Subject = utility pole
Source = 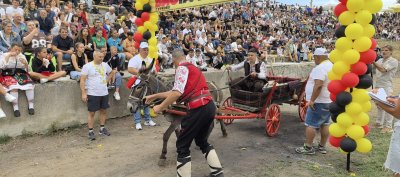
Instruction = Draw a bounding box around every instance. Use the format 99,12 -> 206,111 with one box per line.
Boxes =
310,0 -> 313,7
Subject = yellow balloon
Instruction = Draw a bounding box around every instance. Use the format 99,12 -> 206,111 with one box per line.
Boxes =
346,102 -> 363,115
343,49 -> 360,65
347,125 -> 365,140
354,112 -> 370,126
329,49 -> 343,63
353,37 -> 372,52
135,2 -> 143,10
329,123 -> 347,137
150,13 -> 159,23
150,107 -> 156,117
148,37 -> 157,46
328,71 -> 342,80
364,0 -> 383,13
363,24 -> 376,38
335,37 -> 353,52
140,0 -> 149,4
347,0 -> 365,12
351,89 -> 371,103
345,23 -> 364,40
362,101 -> 372,112
149,52 -> 158,59
355,10 -> 373,25
337,113 -> 354,128
144,21 -> 152,30
333,61 -> 351,76
356,138 -> 372,153
339,11 -> 356,26
137,26 -> 146,34
150,2 -> 156,8
149,46 -> 158,53
149,24 -> 159,32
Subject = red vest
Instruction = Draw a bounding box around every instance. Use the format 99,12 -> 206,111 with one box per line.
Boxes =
177,62 -> 212,110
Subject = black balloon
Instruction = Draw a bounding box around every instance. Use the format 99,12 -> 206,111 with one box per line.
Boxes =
370,14 -> 376,25
143,3 -> 152,12
366,64 -> 373,74
140,39 -> 148,43
143,31 -> 152,40
336,91 -> 352,107
356,74 -> 373,89
331,114 -> 338,123
136,10 -> 143,18
329,102 -> 345,115
335,26 -> 347,38
340,137 -> 357,152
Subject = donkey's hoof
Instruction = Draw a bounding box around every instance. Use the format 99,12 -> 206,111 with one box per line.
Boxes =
158,159 -> 167,167
222,132 -> 228,137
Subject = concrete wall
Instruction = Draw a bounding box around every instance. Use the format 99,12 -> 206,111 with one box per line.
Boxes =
0,62 -> 314,137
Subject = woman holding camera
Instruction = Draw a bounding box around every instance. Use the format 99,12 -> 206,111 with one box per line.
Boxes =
0,43 -> 35,117
22,21 -> 48,61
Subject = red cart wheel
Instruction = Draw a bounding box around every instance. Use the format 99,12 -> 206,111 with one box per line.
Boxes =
298,92 -> 308,122
222,97 -> 235,125
265,104 -> 281,137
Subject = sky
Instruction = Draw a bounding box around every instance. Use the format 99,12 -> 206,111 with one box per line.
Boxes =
276,0 -> 397,10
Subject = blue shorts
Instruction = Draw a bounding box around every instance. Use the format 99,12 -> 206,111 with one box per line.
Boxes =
305,103 -> 331,128
54,53 -> 72,61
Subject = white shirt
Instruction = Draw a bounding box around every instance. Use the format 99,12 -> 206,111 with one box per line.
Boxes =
0,8 -> 5,19
182,28 -> 191,36
65,12 -> 73,23
5,6 -> 23,17
128,54 -> 156,73
196,37 -> 207,46
186,54 -> 198,66
231,42 -> 238,52
172,63 -> 189,94
158,43 -> 168,54
105,12 -> 117,24
305,60 -> 333,103
231,60 -> 267,79
81,62 -> 112,96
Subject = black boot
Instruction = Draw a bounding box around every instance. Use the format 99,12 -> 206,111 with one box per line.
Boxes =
204,146 -> 223,177
177,156 -> 191,177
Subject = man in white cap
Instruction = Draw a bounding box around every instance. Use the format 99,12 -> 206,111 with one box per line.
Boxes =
128,42 -> 157,130
295,48 -> 333,155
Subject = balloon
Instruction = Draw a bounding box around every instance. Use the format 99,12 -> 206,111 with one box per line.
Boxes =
347,125 -> 365,140
345,23 -> 364,40
150,13 -> 159,23
339,11 -> 356,25
335,37 -> 353,52
141,12 -> 150,21
328,80 -> 347,95
150,107 -> 156,117
133,32 -> 143,42
351,89 -> 371,103
340,148 -> 349,154
336,91 -> 352,107
329,123 -> 347,137
143,30 -> 152,40
337,113 -> 353,127
136,10 -> 143,18
339,0 -> 348,4
362,125 -> 370,135
346,0 -> 365,12
144,21 -> 152,30
346,102 -> 363,115
135,18 -> 144,26
370,38 -> 377,49
354,112 -> 370,126
143,3 -> 152,12
364,0 -> 383,13
329,102 -> 346,115
342,49 -> 360,65
335,25 -> 347,38
328,71 -> 342,80
139,0 -> 149,4
137,26 -> 146,34
135,1 -> 143,10
329,49 -> 343,63
362,101 -> 372,112
354,37 -> 372,52
363,24 -> 376,38
334,3 -> 348,17
332,114 -> 339,123
359,49 -> 377,64
148,37 -> 157,46
149,45 -> 157,53
149,24 -> 159,32
330,93 -> 337,102
341,72 -> 359,88
149,52 -> 158,59
355,10 -> 372,25
366,64 -> 373,74
356,74 -> 373,89
356,138 -> 372,153
351,62 -> 367,75
332,61 -> 350,76
329,136 -> 344,148
134,42 -> 140,49
340,137 -> 357,153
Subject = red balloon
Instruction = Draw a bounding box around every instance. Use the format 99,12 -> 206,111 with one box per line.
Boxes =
141,12 -> 150,21
370,38 -> 377,50
351,62 -> 368,75
359,49 -> 377,64
328,80 -> 346,95
133,32 -> 143,42
341,72 -> 360,88
334,3 -> 348,17
339,0 -> 347,4
135,18 -> 144,26
330,93 -> 337,102
329,135 -> 344,148
134,42 -> 140,49
362,125 -> 370,135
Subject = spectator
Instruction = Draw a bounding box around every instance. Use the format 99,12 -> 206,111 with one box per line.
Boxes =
0,43 -> 35,117
29,47 -> 67,83
105,6 -> 117,24
103,46 -> 122,101
89,19 -> 108,39
75,27 -> 94,61
80,50 -> 114,141
6,0 -> 24,18
64,5 -> 74,23
70,42 -> 88,81
295,48 -> 333,155
0,84 -> 17,118
0,21 -> 21,53
52,27 -> 74,71
78,3 -> 89,27
372,45 -> 399,133
22,21 -> 48,61
107,28 -> 127,67
122,31 -> 136,60
92,28 -> 107,51
50,0 -> 60,16
12,13 -> 27,39
44,3 -> 56,22
158,36 -> 172,70
37,10 -> 54,35
23,0 -> 38,20
213,51 -> 224,70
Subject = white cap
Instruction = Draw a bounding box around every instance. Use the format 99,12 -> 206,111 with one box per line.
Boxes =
313,48 -> 328,56
140,42 -> 149,49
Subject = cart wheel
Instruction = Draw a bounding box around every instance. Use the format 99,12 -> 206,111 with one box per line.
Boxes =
222,97 -> 234,125
265,104 -> 281,137
298,92 -> 308,122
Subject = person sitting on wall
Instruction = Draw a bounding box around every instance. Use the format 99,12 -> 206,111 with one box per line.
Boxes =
29,47 -> 67,83
226,48 -> 267,92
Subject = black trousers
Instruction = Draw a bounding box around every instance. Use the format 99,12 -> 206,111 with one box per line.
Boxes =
230,77 -> 265,92
176,101 -> 216,158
